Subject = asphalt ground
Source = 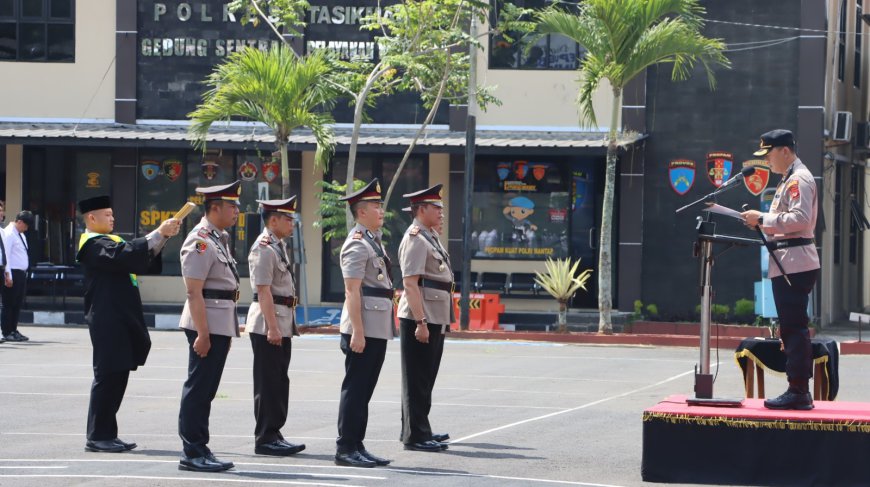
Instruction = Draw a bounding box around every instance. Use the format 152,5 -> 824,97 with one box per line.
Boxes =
1,325 -> 869,487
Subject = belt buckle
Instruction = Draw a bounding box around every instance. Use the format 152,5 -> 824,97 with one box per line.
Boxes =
450,281 -> 455,294
234,290 -> 240,302
292,296 -> 298,308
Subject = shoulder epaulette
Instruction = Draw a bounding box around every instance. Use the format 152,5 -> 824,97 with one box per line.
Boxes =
197,227 -> 210,239
259,234 -> 272,246
352,231 -> 363,240
409,226 -> 420,236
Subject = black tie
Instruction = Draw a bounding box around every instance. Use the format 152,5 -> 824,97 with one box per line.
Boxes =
18,232 -> 27,250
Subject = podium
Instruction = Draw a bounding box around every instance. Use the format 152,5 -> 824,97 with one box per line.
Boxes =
690,217 -> 761,405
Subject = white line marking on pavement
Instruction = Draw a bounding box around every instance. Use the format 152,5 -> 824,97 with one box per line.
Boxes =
381,467 -> 624,486
0,433 -> 394,442
450,367 -> 699,444
0,466 -> 67,469
0,460 -> 621,486
0,475 -> 364,486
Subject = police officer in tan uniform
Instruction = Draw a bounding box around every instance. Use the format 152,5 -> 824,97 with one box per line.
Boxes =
397,184 -> 453,452
334,179 -> 394,468
741,129 -> 819,410
246,196 -> 305,457
178,180 -> 241,472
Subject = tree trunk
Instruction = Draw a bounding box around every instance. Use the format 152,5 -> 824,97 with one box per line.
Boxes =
557,301 -> 568,334
383,67 -> 451,208
279,140 -> 290,199
346,65 -> 388,230
597,87 -> 622,335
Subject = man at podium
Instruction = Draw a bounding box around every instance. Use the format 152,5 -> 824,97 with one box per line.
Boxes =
741,129 -> 819,411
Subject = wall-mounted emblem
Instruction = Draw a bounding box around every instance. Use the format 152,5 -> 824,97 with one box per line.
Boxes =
141,160 -> 160,181
262,161 -> 279,183
86,172 -> 102,189
668,160 -> 695,196
741,160 -> 770,196
706,152 -> 733,188
164,158 -> 183,182
201,161 -> 218,181
239,161 -> 258,181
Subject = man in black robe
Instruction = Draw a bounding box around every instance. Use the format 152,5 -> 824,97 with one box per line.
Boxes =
76,195 -> 180,453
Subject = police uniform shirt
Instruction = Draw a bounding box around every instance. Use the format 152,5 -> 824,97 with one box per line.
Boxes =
339,223 -> 394,340
396,218 -> 455,326
179,216 -> 240,337
246,229 -> 297,338
761,158 -> 820,278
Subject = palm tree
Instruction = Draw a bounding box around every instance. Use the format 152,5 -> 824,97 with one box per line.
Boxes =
189,46 -> 337,197
536,0 -> 729,334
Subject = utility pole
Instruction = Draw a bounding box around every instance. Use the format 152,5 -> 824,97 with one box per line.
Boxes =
460,11 -> 479,331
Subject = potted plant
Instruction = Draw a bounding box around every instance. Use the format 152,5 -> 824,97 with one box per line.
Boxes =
534,258 -> 593,333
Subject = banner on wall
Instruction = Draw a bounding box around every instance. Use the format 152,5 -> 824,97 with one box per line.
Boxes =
472,161 -> 569,260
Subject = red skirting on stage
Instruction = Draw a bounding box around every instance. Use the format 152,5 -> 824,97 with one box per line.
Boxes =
642,395 -> 870,486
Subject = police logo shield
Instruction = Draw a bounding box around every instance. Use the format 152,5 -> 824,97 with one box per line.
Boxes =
668,160 -> 695,196
706,152 -> 733,188
741,160 -> 770,196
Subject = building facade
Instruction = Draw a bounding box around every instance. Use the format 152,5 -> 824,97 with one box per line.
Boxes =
1,0 -> 640,316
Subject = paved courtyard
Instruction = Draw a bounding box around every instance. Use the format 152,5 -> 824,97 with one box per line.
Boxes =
1,325 -> 868,486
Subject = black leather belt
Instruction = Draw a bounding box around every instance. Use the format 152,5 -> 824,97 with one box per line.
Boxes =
767,238 -> 815,250
253,293 -> 297,307
419,278 -> 455,293
362,287 -> 394,299
202,288 -> 240,302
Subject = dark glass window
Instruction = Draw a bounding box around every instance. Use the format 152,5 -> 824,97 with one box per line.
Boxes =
0,0 -> 13,17
489,0 -> 585,70
0,0 -> 74,63
49,0 -> 72,19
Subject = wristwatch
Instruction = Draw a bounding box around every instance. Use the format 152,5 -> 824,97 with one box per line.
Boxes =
415,317 -> 427,326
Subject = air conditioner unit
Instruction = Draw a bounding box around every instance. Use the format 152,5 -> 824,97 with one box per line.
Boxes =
833,111 -> 852,141
856,121 -> 870,148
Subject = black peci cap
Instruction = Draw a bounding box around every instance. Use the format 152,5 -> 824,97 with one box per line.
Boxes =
753,129 -> 795,157
78,195 -> 112,214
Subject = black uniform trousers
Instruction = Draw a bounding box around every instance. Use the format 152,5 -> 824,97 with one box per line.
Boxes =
250,332 -> 292,446
86,369 -> 130,441
179,330 -> 232,458
399,318 -> 446,444
771,269 -> 818,391
1,269 -> 26,335
336,333 -> 387,454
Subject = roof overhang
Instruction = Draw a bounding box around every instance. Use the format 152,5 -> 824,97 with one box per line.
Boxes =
0,122 -> 646,155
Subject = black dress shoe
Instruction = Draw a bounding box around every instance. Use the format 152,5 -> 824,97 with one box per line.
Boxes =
113,438 -> 137,451
764,390 -> 814,410
85,440 -> 126,453
3,333 -> 23,342
334,451 -> 377,467
179,455 -> 229,472
432,433 -> 450,442
403,440 -> 443,452
12,331 -> 28,341
205,452 -> 234,470
278,439 -> 307,453
255,440 -> 306,456
359,447 -> 391,466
